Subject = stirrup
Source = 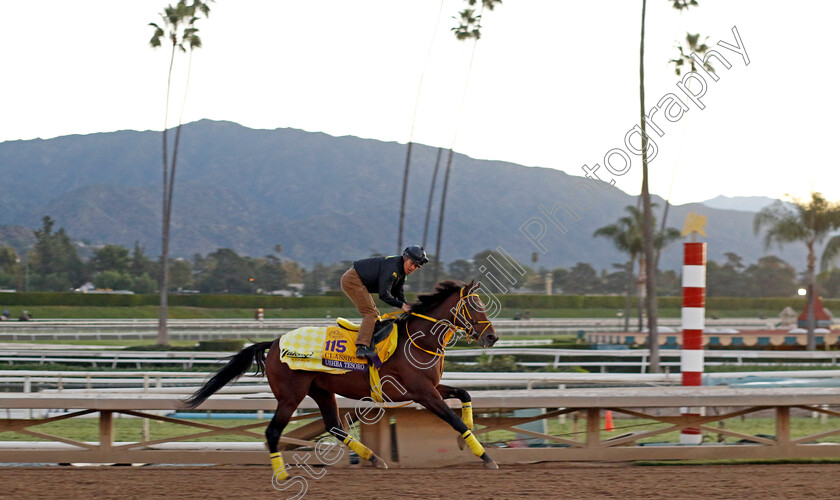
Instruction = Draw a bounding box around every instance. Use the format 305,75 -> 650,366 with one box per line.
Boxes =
355,344 -> 377,359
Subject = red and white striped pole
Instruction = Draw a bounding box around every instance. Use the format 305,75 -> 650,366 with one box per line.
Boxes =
680,241 -> 706,444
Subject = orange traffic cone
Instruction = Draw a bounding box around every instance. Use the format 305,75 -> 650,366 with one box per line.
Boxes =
605,411 -> 614,432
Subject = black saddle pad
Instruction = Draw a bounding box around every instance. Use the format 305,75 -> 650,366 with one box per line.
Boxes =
372,319 -> 397,345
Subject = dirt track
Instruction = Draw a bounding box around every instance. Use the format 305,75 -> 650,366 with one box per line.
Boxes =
1,463 -> 838,499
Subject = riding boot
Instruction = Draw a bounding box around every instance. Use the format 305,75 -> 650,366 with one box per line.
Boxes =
355,344 -> 377,360
355,318 -> 377,360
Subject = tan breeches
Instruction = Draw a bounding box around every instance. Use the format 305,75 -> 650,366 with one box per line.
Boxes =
340,268 -> 379,346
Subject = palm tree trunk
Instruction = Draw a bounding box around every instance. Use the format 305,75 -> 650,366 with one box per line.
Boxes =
433,148 -> 455,285
432,18 -> 482,286
397,142 -> 414,253
807,243 -> 817,350
423,147 -> 444,248
421,147 -> 444,293
157,43 -> 178,346
158,220 -> 170,345
399,1 -> 446,256
654,200 -> 670,270
637,256 -> 645,332
807,280 -> 816,350
638,0 -> 660,372
624,258 -> 635,331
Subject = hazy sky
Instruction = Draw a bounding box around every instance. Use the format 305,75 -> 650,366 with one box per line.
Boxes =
1,1 -> 837,205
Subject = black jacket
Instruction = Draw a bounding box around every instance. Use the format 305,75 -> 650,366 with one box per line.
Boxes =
353,256 -> 406,308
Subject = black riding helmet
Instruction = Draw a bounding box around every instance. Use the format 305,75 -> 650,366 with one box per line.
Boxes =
403,245 -> 429,266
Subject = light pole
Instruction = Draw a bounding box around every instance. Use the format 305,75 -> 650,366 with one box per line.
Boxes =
14,255 -> 29,292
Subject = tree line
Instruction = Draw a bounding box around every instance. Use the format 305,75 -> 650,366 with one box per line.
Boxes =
1,215 -> 838,299
0,216 -> 304,295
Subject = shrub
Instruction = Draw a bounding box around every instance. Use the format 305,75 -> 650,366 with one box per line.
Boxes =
197,339 -> 246,351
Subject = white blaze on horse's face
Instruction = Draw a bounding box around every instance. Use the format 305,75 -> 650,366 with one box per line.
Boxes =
476,308 -> 498,347
474,297 -> 486,312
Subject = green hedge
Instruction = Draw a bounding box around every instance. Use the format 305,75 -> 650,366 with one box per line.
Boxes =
501,295 -> 586,309
705,297 -> 812,310
502,295 -> 673,309
167,294 -> 350,308
0,292 -> 156,307
500,295 -> 836,311
197,339 -> 246,351
0,291 -> 835,311
0,292 -> 351,309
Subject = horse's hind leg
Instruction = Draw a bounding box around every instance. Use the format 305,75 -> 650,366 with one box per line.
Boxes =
308,384 -> 389,469
265,370 -> 314,482
266,402 -> 298,482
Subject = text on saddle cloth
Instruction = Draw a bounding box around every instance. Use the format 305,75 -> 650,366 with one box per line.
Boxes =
321,323 -> 398,371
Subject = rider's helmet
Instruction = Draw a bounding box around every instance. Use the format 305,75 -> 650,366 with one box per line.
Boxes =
403,245 -> 429,267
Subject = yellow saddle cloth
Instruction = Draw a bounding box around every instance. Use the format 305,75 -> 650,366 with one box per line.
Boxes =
278,319 -> 399,374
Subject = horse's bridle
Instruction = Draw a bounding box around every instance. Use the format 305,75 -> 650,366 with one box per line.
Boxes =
405,286 -> 493,357
451,286 -> 493,343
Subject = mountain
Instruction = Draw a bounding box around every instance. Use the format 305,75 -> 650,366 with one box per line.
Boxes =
0,225 -> 35,257
700,195 -> 780,213
0,120 -> 810,272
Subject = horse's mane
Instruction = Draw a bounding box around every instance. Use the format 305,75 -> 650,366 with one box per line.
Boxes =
402,280 -> 465,319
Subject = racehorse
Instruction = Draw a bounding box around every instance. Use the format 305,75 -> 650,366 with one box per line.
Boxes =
185,280 -> 499,481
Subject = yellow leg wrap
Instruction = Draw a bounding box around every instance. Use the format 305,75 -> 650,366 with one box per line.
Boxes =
270,452 -> 289,481
461,430 -> 486,458
461,402 -> 474,430
342,435 -> 373,461
369,365 -> 384,403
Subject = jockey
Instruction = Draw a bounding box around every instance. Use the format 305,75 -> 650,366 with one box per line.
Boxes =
340,245 -> 429,360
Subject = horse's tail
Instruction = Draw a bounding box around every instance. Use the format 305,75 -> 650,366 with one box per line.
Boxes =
183,340 -> 274,409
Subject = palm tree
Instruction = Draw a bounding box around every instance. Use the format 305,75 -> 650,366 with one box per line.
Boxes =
420,147 -> 444,292
432,0 -> 500,284
670,32 -> 715,76
451,0 -> 501,40
595,205 -> 681,332
638,0 -> 705,371
422,147 -> 444,251
397,2 -> 448,254
637,0 -> 661,370
148,0 -> 212,345
595,206 -> 643,332
452,8 -> 482,40
669,0 -> 698,10
656,31 -> 717,269
433,148 -> 456,286
753,193 -> 840,350
397,142 -> 414,254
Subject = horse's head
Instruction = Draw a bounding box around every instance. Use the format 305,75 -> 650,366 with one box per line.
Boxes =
407,280 -> 499,350
453,280 -> 498,348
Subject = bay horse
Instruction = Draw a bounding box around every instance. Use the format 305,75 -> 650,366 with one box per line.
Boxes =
185,280 -> 499,481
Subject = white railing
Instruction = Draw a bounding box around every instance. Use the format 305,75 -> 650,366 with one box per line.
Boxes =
2,346 -> 839,370
0,317 -> 782,341
4,368 -> 840,399
446,347 -> 840,371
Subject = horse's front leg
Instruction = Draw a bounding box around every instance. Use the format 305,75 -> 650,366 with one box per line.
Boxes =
417,393 -> 498,469
436,384 -> 474,429
436,384 -> 475,451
